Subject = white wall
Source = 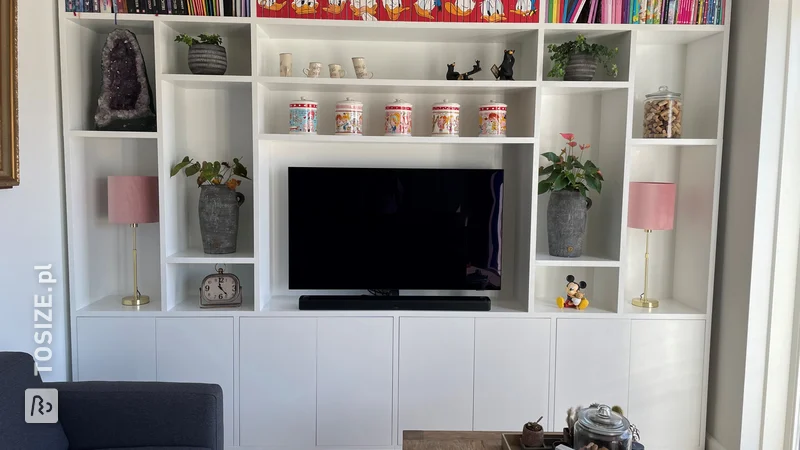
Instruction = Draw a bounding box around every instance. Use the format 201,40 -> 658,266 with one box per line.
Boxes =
709,0 -> 795,448
0,0 -> 68,381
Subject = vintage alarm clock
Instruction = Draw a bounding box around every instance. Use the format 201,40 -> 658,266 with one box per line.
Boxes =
200,265 -> 243,308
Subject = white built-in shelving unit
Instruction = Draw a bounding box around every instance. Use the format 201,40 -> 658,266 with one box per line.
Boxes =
60,4 -> 729,449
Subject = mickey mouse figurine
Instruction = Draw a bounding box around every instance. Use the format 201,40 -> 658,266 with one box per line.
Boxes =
557,275 -> 589,310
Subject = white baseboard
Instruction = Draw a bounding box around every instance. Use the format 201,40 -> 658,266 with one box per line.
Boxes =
706,435 -> 727,450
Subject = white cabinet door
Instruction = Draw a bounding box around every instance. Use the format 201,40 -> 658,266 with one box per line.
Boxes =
76,317 -> 156,381
399,318 -> 475,439
474,318 -> 551,431
554,319 -> 631,419
239,318 -> 317,448
317,317 -> 394,447
156,318 -> 234,447
628,320 -> 705,450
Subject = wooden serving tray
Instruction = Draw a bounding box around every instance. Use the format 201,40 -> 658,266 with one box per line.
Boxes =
502,432 -> 568,450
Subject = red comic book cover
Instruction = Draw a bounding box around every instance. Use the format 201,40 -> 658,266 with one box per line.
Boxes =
412,0 -> 444,21
258,0 -> 290,17
508,0 -> 537,21
350,0 -> 379,20
443,0 -> 478,21
320,0 -> 349,19
288,0 -> 320,18
379,0 -> 412,21
477,0 -> 508,21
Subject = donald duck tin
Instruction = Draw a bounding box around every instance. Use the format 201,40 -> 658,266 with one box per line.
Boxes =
478,100 -> 507,137
431,99 -> 460,137
335,98 -> 363,135
289,97 -> 318,134
385,99 -> 412,136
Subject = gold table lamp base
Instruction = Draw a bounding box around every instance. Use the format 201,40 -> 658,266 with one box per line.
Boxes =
632,297 -> 659,308
122,294 -> 150,307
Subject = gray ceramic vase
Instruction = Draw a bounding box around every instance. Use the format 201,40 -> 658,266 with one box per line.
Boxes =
188,44 -> 228,75
547,190 -> 591,258
199,185 -> 245,254
564,53 -> 598,81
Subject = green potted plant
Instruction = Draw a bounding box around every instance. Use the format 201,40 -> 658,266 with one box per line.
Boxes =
547,34 -> 618,81
175,33 -> 227,75
171,156 -> 250,254
538,133 -> 603,258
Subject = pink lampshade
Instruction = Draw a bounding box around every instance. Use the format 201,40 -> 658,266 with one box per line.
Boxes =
628,182 -> 676,230
108,176 -> 159,224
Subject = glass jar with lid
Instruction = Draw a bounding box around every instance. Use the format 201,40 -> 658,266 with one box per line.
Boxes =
643,85 -> 682,138
573,404 -> 632,450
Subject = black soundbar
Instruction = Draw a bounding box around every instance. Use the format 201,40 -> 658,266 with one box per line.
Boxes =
298,295 -> 491,311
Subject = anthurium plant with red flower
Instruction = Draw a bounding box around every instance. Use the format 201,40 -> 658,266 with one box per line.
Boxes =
538,133 -> 603,197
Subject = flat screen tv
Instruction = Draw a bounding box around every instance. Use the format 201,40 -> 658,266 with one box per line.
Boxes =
289,167 -> 503,291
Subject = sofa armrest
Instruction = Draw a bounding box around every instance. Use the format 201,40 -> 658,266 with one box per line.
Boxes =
47,381 -> 223,450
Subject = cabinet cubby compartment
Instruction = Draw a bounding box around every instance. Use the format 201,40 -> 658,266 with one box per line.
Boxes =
534,266 -> 620,314
61,18 -> 156,132
257,140 -> 536,313
160,80 -> 254,261
159,20 -> 252,76
537,89 -> 627,264
66,138 -> 161,312
258,88 -> 536,137
164,263 -> 256,312
632,30 -> 724,139
623,145 -> 718,316
542,30 -> 633,82
256,24 -> 538,81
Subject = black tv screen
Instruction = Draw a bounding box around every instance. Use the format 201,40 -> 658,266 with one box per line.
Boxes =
288,167 -> 503,290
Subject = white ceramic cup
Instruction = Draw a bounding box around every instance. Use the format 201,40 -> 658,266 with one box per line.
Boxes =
329,64 -> 347,78
352,57 -> 374,79
279,53 -> 293,77
303,62 -> 323,78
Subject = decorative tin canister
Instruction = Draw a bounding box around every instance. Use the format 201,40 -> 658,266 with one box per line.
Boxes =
385,99 -> 412,136
431,99 -> 460,136
478,100 -> 508,137
335,98 -> 363,135
289,97 -> 318,134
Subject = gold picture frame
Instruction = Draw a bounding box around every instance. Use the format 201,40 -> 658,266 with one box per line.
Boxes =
0,0 -> 18,189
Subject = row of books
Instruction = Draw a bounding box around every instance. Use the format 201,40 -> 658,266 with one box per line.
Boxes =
548,0 -> 725,24
65,0 -> 252,16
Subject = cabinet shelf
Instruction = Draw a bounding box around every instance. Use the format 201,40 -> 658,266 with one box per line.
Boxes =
535,253 -> 621,267
258,134 -> 536,145
621,298 -> 707,317
166,249 -> 255,264
259,77 -> 537,94
628,138 -> 719,146
540,81 -> 630,95
162,74 -> 253,88
75,295 -> 163,316
68,130 -> 159,139
169,294 -> 256,314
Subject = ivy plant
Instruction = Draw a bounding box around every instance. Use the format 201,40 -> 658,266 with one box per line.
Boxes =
547,34 -> 618,79
538,133 -> 603,198
174,33 -> 223,46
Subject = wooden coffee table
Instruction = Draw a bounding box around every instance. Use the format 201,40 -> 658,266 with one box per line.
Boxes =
403,431 -> 521,450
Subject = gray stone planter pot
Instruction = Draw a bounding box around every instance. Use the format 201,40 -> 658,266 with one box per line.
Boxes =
564,53 -> 598,81
199,185 -> 245,254
188,44 -> 228,75
547,190 -> 591,257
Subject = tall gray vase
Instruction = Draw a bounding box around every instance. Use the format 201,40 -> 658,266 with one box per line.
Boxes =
547,190 -> 591,258
188,44 -> 228,75
564,53 -> 598,81
199,185 -> 245,254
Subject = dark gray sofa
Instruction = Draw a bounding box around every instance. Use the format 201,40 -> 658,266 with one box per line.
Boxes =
0,352 -> 224,450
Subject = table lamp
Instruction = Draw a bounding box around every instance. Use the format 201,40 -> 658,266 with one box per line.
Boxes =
108,176 -> 159,306
627,182 -> 676,308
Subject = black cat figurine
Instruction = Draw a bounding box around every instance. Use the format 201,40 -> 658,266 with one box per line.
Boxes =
446,60 -> 482,81
496,49 -> 515,81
